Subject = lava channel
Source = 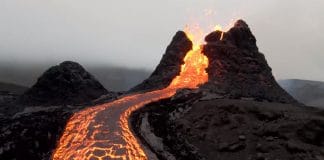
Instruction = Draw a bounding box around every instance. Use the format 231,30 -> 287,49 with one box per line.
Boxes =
52,27 -> 217,160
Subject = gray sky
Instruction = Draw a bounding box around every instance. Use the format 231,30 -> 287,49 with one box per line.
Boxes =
0,0 -> 323,81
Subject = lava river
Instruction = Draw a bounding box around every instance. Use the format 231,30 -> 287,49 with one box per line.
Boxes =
52,29 -> 212,160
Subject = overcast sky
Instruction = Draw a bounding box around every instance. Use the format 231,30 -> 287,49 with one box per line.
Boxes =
0,0 -> 323,81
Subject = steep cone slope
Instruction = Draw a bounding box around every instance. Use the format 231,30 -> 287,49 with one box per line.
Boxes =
19,61 -> 109,106
130,31 -> 193,92
202,20 -> 297,103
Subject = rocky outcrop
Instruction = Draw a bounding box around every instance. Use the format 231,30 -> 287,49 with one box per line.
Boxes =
19,61 -> 109,106
202,20 -> 297,104
129,31 -> 192,92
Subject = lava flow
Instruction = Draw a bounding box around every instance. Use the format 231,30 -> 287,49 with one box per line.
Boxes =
52,26 -> 219,160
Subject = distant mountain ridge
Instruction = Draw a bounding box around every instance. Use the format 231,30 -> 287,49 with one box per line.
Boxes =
0,82 -> 28,94
279,79 -> 324,108
0,62 -> 151,92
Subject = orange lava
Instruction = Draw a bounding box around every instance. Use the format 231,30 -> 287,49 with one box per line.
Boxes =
168,47 -> 208,89
168,25 -> 209,89
52,26 -> 220,160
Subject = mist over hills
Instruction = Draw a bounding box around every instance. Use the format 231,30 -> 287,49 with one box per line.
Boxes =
278,79 -> 324,108
0,82 -> 28,95
1,62 -> 324,109
0,62 -> 151,92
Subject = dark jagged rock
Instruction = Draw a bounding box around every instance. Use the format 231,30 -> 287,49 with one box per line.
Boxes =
129,31 -> 192,92
202,19 -> 297,104
0,104 -> 98,160
0,106 -> 76,160
19,61 -> 109,106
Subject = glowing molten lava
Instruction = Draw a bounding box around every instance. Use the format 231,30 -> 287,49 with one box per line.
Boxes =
52,26 -> 219,160
168,25 -> 209,89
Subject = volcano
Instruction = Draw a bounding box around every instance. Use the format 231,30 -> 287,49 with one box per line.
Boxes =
133,20 -> 297,103
201,20 -> 297,103
53,20 -> 324,160
19,61 -> 111,106
130,20 -> 324,160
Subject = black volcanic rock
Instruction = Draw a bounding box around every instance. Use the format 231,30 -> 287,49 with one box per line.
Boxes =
19,61 -> 109,106
222,19 -> 258,51
0,106 -> 78,160
202,20 -> 297,103
130,31 -> 192,92
132,94 -> 324,160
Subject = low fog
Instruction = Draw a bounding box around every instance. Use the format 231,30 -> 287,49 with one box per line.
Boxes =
0,0 -> 324,87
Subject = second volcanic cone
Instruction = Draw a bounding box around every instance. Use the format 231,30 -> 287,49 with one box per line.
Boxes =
202,20 -> 298,104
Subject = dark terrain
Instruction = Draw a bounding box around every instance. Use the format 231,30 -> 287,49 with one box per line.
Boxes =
133,90 -> 324,160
